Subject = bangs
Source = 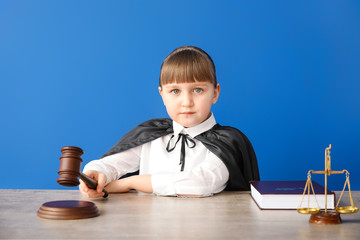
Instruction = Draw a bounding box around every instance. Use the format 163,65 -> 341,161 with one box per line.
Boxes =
159,47 -> 217,86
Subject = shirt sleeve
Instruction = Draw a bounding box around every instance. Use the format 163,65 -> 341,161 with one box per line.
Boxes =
150,152 -> 229,196
82,145 -> 141,186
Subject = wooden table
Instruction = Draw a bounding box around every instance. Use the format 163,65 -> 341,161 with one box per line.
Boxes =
0,189 -> 359,239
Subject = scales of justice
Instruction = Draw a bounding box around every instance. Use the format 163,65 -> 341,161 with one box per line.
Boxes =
297,144 -> 358,224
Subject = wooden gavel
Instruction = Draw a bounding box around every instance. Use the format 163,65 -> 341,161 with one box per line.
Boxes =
57,146 -> 108,198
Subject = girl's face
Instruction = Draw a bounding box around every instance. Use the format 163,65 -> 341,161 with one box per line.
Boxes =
159,81 -> 220,128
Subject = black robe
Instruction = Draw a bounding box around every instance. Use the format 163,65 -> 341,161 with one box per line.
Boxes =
101,118 -> 260,191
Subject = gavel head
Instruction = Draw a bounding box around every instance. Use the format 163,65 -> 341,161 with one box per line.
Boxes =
57,146 -> 84,187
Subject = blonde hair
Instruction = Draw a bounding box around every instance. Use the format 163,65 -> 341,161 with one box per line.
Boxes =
159,46 -> 217,87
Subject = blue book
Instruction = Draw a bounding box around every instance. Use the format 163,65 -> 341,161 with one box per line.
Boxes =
250,181 -> 335,210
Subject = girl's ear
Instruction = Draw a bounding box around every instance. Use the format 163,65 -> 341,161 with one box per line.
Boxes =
212,83 -> 220,104
158,86 -> 166,105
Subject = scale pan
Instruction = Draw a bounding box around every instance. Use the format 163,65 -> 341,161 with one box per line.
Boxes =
336,206 -> 359,214
297,208 -> 320,214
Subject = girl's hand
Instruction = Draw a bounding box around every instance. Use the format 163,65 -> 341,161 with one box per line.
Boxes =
79,170 -> 107,198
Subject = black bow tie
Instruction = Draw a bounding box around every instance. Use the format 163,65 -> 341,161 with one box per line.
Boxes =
166,133 -> 196,171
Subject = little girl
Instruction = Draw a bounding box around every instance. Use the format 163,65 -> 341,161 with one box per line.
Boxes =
80,46 -> 259,198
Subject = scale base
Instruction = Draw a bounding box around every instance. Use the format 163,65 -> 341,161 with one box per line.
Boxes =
309,210 -> 342,224
37,200 -> 100,220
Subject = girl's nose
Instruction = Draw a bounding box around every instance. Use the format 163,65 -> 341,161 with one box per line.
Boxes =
181,93 -> 194,107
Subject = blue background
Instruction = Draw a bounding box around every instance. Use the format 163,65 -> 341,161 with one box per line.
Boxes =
1,1 -> 359,191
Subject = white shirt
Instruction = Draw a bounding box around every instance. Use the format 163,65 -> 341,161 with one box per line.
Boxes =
83,114 -> 229,196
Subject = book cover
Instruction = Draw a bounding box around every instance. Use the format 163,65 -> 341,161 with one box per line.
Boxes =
250,181 -> 335,210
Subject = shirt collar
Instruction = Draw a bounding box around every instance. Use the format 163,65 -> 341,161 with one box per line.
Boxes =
172,113 -> 216,138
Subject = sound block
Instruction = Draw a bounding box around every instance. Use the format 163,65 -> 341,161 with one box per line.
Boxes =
37,200 -> 100,220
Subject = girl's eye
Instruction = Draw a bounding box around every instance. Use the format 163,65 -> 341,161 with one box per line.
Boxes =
171,89 -> 180,94
194,88 -> 203,93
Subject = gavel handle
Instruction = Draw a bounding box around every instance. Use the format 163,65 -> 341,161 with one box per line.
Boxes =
80,172 -> 109,198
